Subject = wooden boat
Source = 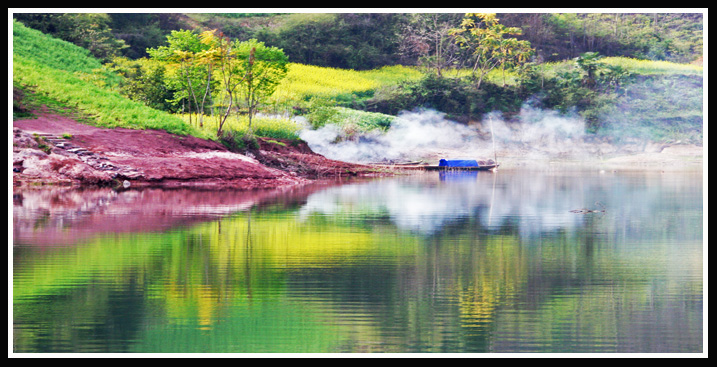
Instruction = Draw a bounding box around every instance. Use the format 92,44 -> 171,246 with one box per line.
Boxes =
367,160 -> 425,166
369,159 -> 499,171
424,159 -> 499,171
424,163 -> 499,171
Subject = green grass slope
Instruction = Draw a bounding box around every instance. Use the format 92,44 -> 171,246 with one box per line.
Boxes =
12,19 -> 207,138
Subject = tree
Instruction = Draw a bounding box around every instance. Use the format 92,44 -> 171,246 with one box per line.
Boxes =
574,51 -> 603,89
108,57 -> 175,111
496,37 -> 535,86
208,30 -> 246,137
232,39 -> 289,132
574,52 -> 631,91
399,13 -> 463,77
450,13 -> 533,89
147,29 -> 217,127
147,31 -> 288,137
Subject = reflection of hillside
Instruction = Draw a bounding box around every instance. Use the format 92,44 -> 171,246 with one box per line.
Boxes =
12,170 -> 703,353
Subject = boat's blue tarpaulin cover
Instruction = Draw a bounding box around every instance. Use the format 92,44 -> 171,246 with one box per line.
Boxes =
439,159 -> 479,167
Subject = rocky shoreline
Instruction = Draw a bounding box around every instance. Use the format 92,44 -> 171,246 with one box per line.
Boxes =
12,113 -> 389,190
12,113 -> 703,190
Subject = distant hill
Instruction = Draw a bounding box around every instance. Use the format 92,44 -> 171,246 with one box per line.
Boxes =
13,12 -> 703,69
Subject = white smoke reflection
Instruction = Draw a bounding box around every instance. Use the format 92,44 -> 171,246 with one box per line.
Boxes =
297,173 -> 591,236
296,170 -> 701,237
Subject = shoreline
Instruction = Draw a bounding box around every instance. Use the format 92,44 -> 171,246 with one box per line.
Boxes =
11,113 -> 393,190
12,113 -> 703,190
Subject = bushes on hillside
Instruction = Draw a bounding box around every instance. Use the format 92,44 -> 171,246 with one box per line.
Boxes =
366,73 -> 527,122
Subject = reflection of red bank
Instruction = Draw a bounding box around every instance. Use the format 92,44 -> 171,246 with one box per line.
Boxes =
11,182 -> 342,248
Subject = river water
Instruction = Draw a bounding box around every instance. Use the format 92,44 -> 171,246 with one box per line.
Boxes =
12,167 -> 704,355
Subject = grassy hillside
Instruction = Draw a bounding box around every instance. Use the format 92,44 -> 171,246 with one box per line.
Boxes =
12,18 -> 420,144
12,19 -> 413,143
13,17 -> 703,146
12,19 -> 207,138
13,19 -> 104,74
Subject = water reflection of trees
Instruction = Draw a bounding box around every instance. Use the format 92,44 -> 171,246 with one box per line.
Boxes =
13,170 -> 703,353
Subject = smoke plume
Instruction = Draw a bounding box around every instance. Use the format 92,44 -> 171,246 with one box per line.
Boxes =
299,109 -> 484,163
298,103 -> 592,163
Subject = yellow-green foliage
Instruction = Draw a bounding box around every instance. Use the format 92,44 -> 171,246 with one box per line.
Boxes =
445,66 -> 522,86
182,114 -> 303,141
537,56 -> 703,77
359,65 -> 426,85
272,63 -> 423,103
601,56 -> 703,75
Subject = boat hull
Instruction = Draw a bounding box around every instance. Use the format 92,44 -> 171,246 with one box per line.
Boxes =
424,164 -> 498,171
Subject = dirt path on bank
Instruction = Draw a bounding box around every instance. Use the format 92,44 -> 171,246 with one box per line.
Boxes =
12,113 -> 383,189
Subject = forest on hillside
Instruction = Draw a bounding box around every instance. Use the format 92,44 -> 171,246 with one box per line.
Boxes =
13,12 -> 703,68
13,12 -> 704,147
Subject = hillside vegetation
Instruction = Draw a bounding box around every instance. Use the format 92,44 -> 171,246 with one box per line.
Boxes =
12,13 -> 703,150
12,20 -> 206,138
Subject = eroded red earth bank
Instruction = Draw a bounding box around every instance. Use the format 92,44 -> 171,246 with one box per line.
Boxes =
12,113 -> 386,189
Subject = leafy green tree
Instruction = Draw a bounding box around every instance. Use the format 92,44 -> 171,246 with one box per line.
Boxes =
450,13 -> 533,89
147,31 -> 288,136
147,29 -> 217,127
574,51 -> 603,89
200,30 -> 246,137
232,39 -> 289,132
108,57 -> 176,111
496,37 -> 535,86
574,52 -> 631,91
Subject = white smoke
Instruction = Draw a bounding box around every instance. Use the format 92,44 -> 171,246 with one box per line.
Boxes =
298,103 -> 590,163
299,109 -> 483,163
486,102 -> 589,159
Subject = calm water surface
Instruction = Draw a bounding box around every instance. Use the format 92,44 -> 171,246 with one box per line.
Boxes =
12,168 -> 704,354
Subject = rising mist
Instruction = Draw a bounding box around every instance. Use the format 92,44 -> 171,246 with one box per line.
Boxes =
299,103 -> 592,164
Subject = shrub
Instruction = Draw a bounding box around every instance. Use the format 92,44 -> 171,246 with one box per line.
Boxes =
182,114 -> 302,142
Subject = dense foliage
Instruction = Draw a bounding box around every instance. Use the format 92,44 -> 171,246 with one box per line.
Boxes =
12,12 -> 703,146
255,13 -> 405,70
497,13 -> 703,64
14,13 -> 191,60
15,13 -> 702,68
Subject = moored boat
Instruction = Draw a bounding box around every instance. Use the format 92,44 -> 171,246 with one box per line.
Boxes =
424,159 -> 499,171
368,159 -> 499,171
